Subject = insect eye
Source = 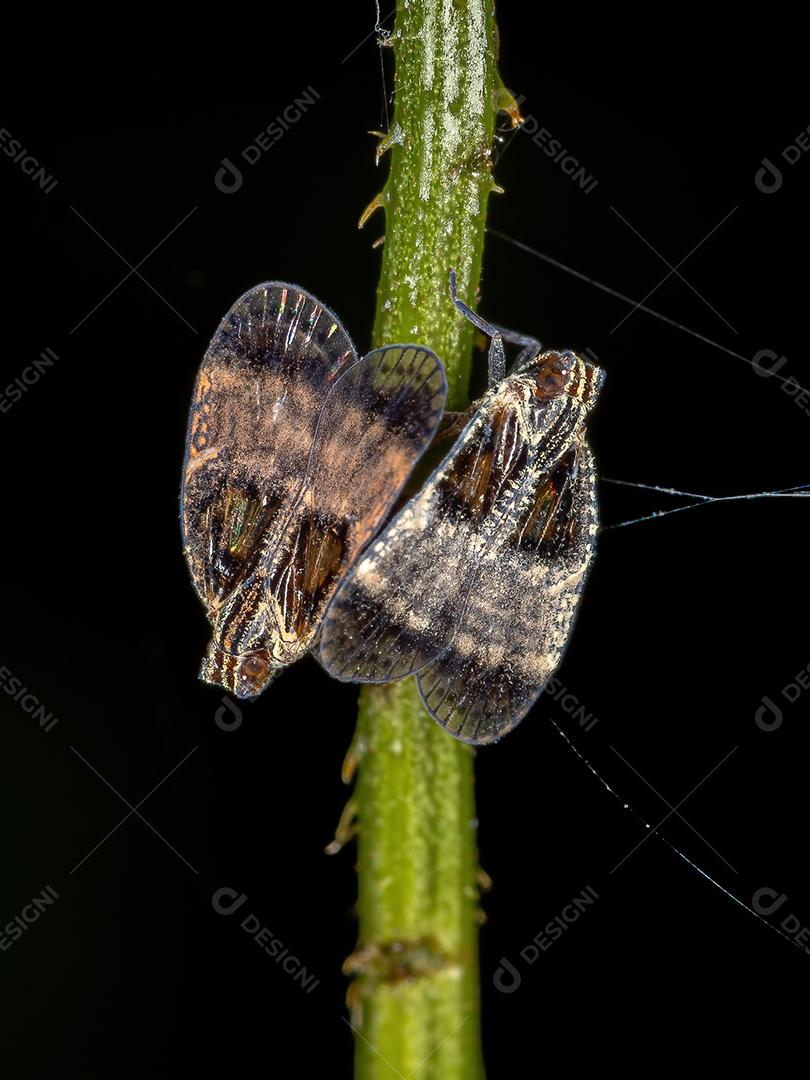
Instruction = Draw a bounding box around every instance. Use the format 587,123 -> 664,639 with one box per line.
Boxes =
241,655 -> 269,679
535,369 -> 565,397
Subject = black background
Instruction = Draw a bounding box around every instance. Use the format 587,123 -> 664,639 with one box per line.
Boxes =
2,9 -> 808,1076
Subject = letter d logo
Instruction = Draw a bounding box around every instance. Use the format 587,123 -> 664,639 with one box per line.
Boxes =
493,957 -> 522,993
215,157 -> 243,194
754,157 -> 783,194
754,695 -> 783,732
752,887 -> 788,916
212,886 -> 248,916
751,349 -> 789,379
216,696 -> 243,732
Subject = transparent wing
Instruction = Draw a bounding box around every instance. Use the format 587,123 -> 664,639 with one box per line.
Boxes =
253,345 -> 448,664
181,282 -> 358,612
417,443 -> 598,744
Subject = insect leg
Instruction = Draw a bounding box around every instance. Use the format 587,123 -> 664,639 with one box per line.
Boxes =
448,269 -> 541,387
485,333 -> 506,386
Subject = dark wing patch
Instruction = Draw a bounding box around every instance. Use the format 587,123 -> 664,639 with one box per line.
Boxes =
182,282 -> 357,612
262,500 -> 351,652
512,447 -> 580,557
433,404 -> 528,522
257,345 -> 448,665
416,442 -> 598,743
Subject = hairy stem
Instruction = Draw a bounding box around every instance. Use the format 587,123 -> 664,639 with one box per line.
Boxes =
347,3 -> 507,1076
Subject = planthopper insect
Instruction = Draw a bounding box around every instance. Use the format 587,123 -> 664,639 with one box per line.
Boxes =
318,271 -> 605,744
181,282 -> 447,699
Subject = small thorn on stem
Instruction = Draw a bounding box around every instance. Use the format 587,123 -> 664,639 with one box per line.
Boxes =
358,192 -> 387,230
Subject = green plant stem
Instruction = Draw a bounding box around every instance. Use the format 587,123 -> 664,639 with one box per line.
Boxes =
348,3 -> 502,1077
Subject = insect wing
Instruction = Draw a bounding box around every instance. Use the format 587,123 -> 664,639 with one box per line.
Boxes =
181,282 -> 358,613
416,441 -> 598,743
319,385 -> 599,744
260,344 -> 447,664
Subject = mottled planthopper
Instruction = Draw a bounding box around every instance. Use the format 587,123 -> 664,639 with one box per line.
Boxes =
181,282 -> 447,699
318,272 -> 605,745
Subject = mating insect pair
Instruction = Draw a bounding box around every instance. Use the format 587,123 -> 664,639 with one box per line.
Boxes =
181,275 -> 604,743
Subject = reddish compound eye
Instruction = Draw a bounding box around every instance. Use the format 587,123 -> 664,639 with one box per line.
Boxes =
533,355 -> 570,399
241,655 -> 269,679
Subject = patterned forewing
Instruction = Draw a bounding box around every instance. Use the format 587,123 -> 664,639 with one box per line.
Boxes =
257,346 -> 448,664
317,391 -> 532,683
181,283 -> 357,612
417,441 -> 598,743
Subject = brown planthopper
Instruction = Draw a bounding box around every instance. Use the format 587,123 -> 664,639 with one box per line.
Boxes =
181,282 -> 447,699
317,271 -> 605,744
